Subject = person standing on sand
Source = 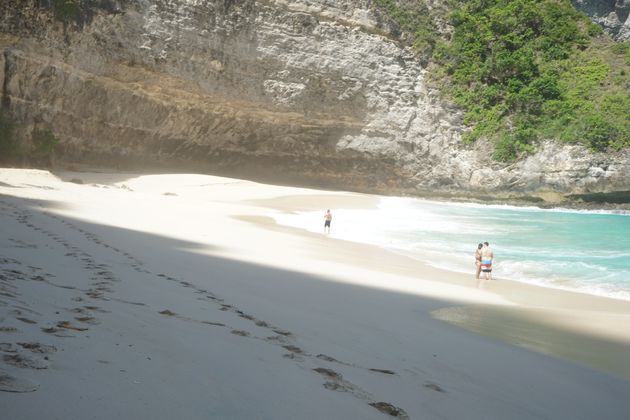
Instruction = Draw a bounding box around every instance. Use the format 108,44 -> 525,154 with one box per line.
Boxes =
474,243 -> 483,281
480,241 -> 494,282
324,209 -> 332,233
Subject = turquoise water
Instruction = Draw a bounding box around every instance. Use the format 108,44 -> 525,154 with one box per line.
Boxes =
273,197 -> 630,300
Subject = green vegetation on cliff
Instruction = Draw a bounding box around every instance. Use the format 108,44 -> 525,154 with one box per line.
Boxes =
372,0 -> 437,56
376,0 -> 630,161
53,0 -> 81,23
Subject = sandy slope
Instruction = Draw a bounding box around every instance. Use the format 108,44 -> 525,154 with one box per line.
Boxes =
1,168 -> 629,420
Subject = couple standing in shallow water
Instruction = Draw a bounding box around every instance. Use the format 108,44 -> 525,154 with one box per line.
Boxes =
475,242 -> 493,286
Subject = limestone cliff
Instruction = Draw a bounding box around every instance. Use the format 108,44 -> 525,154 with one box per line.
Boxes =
573,0 -> 630,41
1,0 -> 629,205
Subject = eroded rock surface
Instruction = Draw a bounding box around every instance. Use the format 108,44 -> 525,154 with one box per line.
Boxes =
573,0 -> 630,41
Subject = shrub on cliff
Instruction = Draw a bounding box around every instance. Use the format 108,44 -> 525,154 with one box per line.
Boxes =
378,0 -> 630,161
437,0 -> 630,160
372,0 -> 437,58
52,0 -> 81,23
435,1 -> 578,158
50,0 -> 121,27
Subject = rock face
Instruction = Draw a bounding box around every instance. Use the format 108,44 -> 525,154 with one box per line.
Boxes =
1,0 -> 629,204
572,0 -> 630,41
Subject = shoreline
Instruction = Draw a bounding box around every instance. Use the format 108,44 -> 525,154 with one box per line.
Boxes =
261,193 -> 630,303
256,192 -> 630,307
251,192 -> 630,379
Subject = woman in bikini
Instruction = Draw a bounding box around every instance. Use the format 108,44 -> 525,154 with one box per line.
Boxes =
474,243 -> 483,281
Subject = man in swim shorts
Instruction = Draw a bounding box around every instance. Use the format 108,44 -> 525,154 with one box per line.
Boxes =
324,209 -> 332,233
480,241 -> 493,282
474,243 -> 483,281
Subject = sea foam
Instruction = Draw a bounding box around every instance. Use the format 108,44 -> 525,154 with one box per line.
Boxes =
271,197 -> 630,301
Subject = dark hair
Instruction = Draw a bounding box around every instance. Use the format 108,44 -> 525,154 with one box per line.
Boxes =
477,243 -> 483,249
484,241 -> 489,246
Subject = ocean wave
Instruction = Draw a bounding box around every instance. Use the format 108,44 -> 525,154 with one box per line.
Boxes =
381,196 -> 630,216
421,257 -> 630,301
270,198 -> 630,301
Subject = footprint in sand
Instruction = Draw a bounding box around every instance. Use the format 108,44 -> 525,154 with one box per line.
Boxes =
75,316 -> 100,325
2,353 -> 50,369
317,354 -> 396,376
0,370 -> 39,393
201,321 -> 226,327
69,307 -> 90,314
313,368 -> 353,392
56,321 -> 88,331
85,290 -> 108,300
0,343 -> 18,352
316,354 -> 340,363
369,368 -> 396,375
236,312 -> 256,321
313,367 -> 408,417
424,382 -> 446,393
282,345 -> 305,355
16,342 -> 57,354
15,317 -> 37,324
41,327 -> 74,337
369,402 -> 410,419
0,327 -> 19,333
84,305 -> 110,313
159,310 -> 177,316
282,344 -> 309,362
266,335 -> 289,343
313,367 -> 342,381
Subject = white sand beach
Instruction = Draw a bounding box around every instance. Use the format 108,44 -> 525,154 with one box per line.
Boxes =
1,168 -> 630,419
